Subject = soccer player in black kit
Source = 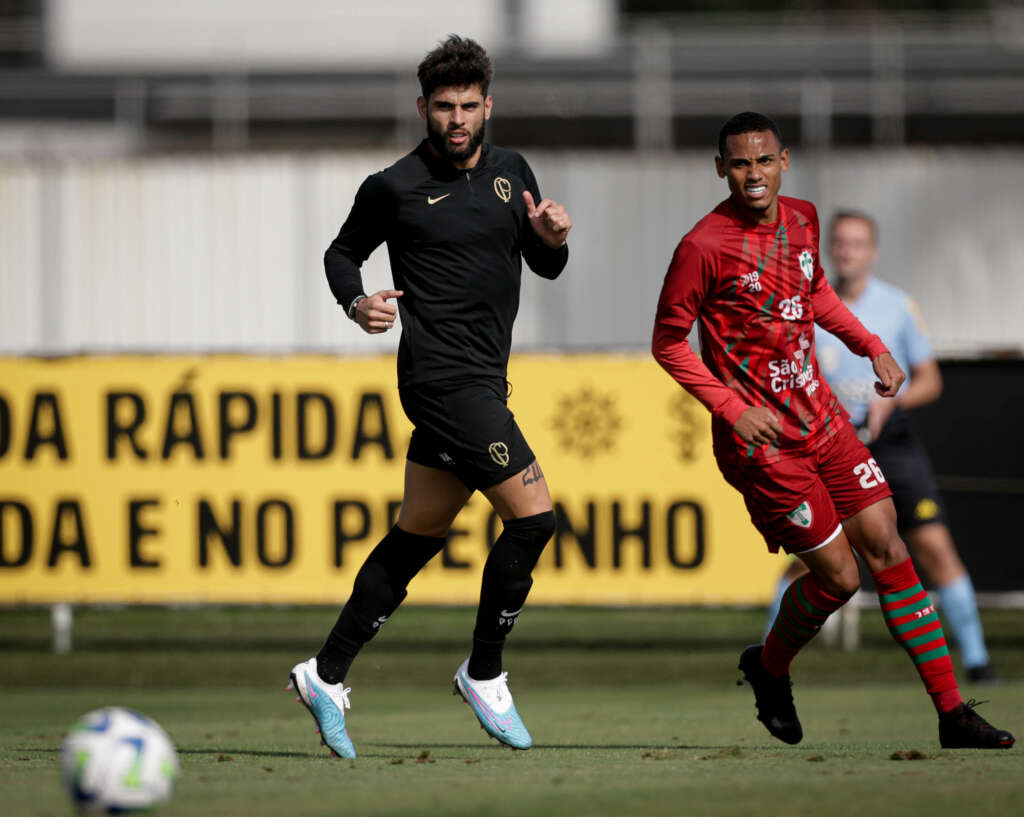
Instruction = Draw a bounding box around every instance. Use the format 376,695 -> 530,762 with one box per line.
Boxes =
288,36 -> 571,756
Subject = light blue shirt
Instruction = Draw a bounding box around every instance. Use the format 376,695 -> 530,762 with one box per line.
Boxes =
815,277 -> 933,427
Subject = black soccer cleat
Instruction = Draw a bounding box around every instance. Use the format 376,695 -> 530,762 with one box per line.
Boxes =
939,699 -> 1015,749
737,644 -> 803,745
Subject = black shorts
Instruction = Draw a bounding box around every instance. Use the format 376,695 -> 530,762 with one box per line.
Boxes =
399,377 -> 535,491
867,412 -> 946,531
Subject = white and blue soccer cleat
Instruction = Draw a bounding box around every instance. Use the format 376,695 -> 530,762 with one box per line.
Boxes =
287,657 -> 356,759
453,658 -> 532,750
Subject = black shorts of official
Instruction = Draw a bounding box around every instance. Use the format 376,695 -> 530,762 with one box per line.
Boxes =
866,412 -> 946,532
399,377 -> 536,492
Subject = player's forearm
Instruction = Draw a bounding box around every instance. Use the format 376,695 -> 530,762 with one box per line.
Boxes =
523,241 -> 568,280
652,324 -> 749,425
324,245 -> 366,308
324,174 -> 390,307
812,287 -> 888,359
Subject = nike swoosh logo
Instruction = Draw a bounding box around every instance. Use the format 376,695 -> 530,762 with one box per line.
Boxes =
427,194 -> 451,205
466,684 -> 512,732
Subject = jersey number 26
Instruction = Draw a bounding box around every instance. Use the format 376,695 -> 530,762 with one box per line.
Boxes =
853,458 -> 886,489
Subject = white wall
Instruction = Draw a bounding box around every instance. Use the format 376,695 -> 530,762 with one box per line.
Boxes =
46,0 -> 616,70
48,1 -> 501,70
1,148 -> 1020,357
0,166 -> 43,349
543,148 -> 1024,357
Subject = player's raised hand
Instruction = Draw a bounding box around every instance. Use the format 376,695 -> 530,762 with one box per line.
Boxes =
355,289 -> 403,334
733,406 -> 783,447
523,190 -> 572,249
871,352 -> 905,398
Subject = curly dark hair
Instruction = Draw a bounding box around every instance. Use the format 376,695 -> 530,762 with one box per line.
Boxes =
417,35 -> 494,100
718,111 -> 783,158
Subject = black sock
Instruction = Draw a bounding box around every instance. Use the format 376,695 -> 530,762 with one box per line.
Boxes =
468,637 -> 505,681
316,525 -> 445,684
468,510 -> 555,680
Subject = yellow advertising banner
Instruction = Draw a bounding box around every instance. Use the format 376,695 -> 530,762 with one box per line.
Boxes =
0,355 -> 781,605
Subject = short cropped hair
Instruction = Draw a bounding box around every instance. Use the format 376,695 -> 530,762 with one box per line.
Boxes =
718,112 -> 784,158
417,35 -> 494,100
830,210 -> 879,245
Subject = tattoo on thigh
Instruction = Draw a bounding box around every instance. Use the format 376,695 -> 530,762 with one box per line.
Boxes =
522,462 -> 544,486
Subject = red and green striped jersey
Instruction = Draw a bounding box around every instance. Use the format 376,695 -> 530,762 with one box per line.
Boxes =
653,195 -> 888,463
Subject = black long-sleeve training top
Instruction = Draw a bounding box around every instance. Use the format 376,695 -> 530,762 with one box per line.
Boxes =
324,140 -> 568,389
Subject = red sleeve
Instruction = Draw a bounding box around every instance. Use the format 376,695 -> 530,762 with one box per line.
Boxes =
811,273 -> 889,360
652,238 -> 750,426
793,198 -> 888,360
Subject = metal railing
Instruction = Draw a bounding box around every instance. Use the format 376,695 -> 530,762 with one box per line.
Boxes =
2,13 -> 1024,155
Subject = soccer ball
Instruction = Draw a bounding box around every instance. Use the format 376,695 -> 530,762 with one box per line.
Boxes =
59,707 -> 180,814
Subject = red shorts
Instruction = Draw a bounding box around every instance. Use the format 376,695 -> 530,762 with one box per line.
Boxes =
718,422 -> 893,554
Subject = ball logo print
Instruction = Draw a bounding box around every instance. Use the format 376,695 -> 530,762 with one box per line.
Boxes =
488,441 -> 510,466
59,707 -> 179,814
493,177 -> 512,203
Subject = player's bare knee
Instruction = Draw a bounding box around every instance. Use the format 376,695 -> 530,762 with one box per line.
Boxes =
808,561 -> 859,600
872,503 -> 908,566
834,568 -> 861,599
829,569 -> 860,600
849,507 -> 907,568
864,531 -> 908,570
885,536 -> 909,566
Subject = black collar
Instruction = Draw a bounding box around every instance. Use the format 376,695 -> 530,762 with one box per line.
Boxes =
416,139 -> 491,178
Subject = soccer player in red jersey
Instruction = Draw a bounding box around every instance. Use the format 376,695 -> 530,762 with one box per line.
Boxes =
652,111 -> 1013,749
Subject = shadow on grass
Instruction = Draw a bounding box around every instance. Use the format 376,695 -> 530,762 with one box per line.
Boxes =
20,742 -> 824,757
0,637 -> 759,653
15,747 -> 328,759
173,743 -> 732,756
177,748 -> 324,759
372,742 -> 721,751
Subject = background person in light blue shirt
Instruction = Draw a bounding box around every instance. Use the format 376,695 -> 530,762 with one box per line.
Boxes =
764,210 -> 996,682
815,275 -> 934,437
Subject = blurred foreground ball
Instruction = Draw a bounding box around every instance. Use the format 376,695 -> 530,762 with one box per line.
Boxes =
59,707 -> 179,814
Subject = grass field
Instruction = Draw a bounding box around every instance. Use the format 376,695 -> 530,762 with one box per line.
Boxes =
2,606 -> 1022,817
